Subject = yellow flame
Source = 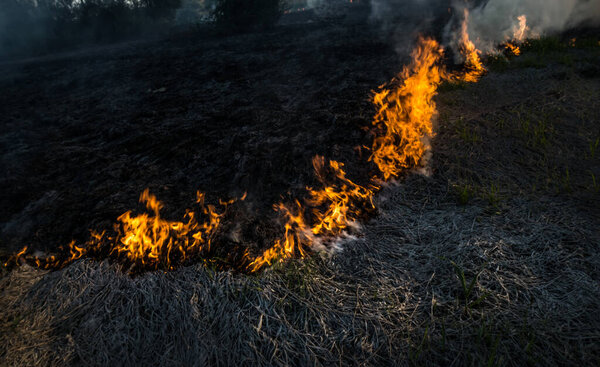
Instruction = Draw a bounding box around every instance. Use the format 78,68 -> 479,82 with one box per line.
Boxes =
457,9 -> 486,83
9,189 -> 239,271
247,156 -> 376,272
505,42 -> 521,56
369,37 -> 445,180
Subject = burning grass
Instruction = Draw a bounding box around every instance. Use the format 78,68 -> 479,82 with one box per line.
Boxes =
3,13 -> 547,275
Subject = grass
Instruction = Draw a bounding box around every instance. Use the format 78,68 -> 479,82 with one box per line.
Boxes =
485,35 -> 600,73
453,183 -> 473,205
513,108 -> 554,149
522,36 -> 566,55
484,183 -> 501,208
455,117 -> 481,144
590,172 -> 599,193
588,137 -> 599,159
449,259 -> 490,313
485,54 -> 510,72
438,80 -> 468,92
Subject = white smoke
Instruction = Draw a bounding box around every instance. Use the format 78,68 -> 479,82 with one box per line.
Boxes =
369,0 -> 600,56
369,0 -> 449,55
453,0 -> 600,52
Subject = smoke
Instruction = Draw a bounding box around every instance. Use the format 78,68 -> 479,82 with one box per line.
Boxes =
369,0 -> 450,55
448,0 -> 600,52
369,0 -> 600,56
0,0 -> 183,58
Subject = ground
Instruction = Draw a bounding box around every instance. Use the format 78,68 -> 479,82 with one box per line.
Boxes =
1,6 -> 600,366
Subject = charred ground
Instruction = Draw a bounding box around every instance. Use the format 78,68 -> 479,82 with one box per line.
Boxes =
0,6 -> 402,259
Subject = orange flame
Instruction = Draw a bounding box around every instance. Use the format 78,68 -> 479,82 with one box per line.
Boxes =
3,245 -> 28,267
8,189 -> 239,271
111,189 -> 233,269
503,15 -> 527,55
457,9 -> 485,82
369,37 -> 445,180
247,156 -> 376,272
308,157 -> 375,236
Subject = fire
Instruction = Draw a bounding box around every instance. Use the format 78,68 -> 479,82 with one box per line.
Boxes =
251,30 -> 488,270
456,9 -> 485,82
369,37 -> 445,180
504,15 -> 527,56
512,15 -> 528,42
7,189 -> 239,272
505,42 -> 521,56
110,189 -> 229,269
247,202 -> 311,272
308,157 -> 375,236
6,9 -> 501,274
247,156 -> 376,272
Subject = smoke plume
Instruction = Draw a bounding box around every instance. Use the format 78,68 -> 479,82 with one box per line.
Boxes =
370,0 -> 600,56
451,0 -> 600,52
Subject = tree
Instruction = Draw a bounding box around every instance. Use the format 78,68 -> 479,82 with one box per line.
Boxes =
212,0 -> 284,31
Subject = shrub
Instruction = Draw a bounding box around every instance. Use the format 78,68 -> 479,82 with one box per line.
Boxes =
0,0 -> 182,57
212,0 -> 284,31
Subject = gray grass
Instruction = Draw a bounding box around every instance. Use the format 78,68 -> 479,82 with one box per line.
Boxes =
1,177 -> 599,366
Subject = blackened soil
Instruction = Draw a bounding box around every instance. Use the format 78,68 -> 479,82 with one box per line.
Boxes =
0,8 -> 402,256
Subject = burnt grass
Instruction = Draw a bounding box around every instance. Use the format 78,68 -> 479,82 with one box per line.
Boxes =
0,8 -> 401,262
1,6 -> 600,366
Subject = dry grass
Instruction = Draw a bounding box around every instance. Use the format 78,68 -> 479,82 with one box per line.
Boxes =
1,176 -> 599,365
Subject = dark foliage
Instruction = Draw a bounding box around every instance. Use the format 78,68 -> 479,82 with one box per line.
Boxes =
212,0 -> 284,31
0,0 -> 182,57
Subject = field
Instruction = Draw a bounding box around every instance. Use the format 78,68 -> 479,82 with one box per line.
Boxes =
1,5 -> 599,366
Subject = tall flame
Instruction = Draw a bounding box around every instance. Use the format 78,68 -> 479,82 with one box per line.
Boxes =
505,15 -> 528,56
369,37 -> 445,180
457,9 -> 486,82
513,15 -> 528,42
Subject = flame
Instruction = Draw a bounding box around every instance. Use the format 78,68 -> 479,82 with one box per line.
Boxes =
512,15 -> 528,42
247,156 -> 376,272
250,34 -> 488,271
505,42 -> 521,56
7,189 -> 239,272
369,37 -> 445,180
456,9 -> 485,82
308,157 -> 375,236
247,202 -> 311,272
111,189 -> 233,269
503,15 -> 527,55
7,12 -> 498,274
3,245 -> 28,267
